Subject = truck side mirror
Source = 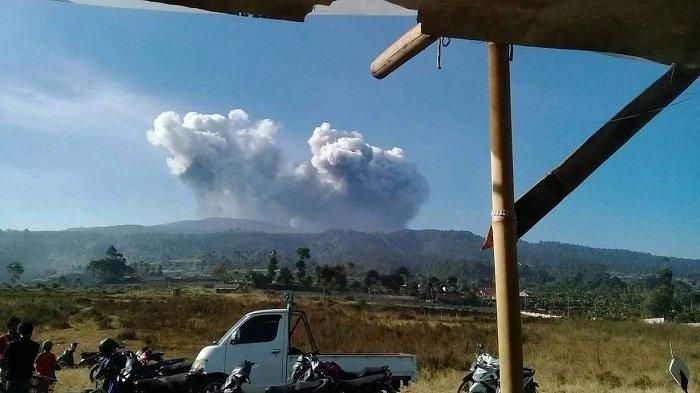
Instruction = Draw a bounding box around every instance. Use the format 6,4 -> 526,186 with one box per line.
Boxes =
669,357 -> 690,393
230,330 -> 241,345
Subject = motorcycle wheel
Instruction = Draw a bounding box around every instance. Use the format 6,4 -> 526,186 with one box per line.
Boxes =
89,365 -> 101,382
524,383 -> 537,393
457,380 -> 471,393
198,378 -> 223,393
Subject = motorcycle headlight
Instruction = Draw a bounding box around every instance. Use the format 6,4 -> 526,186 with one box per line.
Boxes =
191,359 -> 208,373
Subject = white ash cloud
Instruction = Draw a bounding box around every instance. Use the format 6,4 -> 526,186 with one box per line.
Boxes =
147,109 -> 429,231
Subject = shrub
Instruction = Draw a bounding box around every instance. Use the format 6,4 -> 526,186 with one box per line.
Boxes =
117,329 -> 137,340
596,371 -> 622,389
629,375 -> 655,390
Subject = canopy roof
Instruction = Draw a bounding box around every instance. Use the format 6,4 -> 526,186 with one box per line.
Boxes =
88,0 -> 700,67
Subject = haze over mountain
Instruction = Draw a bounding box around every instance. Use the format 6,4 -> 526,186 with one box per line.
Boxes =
1,218 -> 698,281
64,217 -> 300,235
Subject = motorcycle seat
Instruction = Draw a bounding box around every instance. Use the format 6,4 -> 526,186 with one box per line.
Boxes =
341,366 -> 388,379
135,373 -> 189,392
158,358 -> 188,366
335,373 -> 386,389
265,379 -> 329,393
159,362 -> 192,375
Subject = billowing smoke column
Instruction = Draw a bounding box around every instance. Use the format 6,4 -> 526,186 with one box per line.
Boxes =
147,109 -> 429,231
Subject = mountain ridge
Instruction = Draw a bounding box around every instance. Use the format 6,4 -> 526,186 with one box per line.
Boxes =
63,217 -> 301,235
1,218 -> 697,280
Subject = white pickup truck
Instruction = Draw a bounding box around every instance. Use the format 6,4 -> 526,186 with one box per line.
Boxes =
190,301 -> 418,393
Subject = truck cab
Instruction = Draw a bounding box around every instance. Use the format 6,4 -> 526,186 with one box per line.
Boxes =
191,300 -> 417,393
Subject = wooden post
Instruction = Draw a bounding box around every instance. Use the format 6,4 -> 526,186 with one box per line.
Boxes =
487,42 -> 523,393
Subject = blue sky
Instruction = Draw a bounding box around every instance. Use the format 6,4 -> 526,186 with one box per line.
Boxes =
1,0 -> 698,258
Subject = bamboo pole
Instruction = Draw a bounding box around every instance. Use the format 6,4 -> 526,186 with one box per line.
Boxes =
371,23 -> 437,79
487,42 -> 523,393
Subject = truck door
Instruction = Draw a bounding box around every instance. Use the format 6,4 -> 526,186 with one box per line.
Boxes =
226,313 -> 286,390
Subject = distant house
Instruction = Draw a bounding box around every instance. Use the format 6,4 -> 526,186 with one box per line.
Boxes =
477,288 -> 496,301
476,288 -> 532,307
643,317 -> 665,324
442,286 -> 458,294
520,290 -> 531,310
142,276 -> 167,283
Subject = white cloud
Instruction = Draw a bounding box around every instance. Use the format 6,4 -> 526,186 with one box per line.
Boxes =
148,109 -> 430,231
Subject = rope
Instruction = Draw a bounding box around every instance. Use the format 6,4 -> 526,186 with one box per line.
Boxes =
436,37 -> 451,70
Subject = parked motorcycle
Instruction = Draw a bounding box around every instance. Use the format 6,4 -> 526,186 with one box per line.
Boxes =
669,356 -> 690,393
457,344 -> 538,393
94,349 -> 192,393
135,346 -> 191,376
80,351 -> 105,368
82,341 -> 128,368
281,365 -> 393,393
220,359 -> 394,393
221,360 -> 256,393
116,351 -> 153,392
137,347 -> 166,364
57,342 -> 79,368
291,352 -> 391,384
91,348 -> 129,393
668,343 -> 691,393
133,369 -> 207,393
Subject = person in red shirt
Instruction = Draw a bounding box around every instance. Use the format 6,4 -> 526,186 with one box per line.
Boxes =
33,341 -> 59,393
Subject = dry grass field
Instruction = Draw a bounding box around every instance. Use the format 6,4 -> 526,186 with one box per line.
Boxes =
1,287 -> 698,393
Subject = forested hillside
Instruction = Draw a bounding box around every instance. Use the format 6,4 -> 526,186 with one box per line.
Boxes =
0,218 -> 697,281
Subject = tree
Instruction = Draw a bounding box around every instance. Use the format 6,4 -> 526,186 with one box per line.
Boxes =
6,262 -> 24,284
267,250 -> 278,283
295,248 -> 310,283
106,245 -> 123,259
212,262 -> 230,280
315,265 -> 347,292
395,266 -> 412,283
380,273 -> 403,293
346,262 -> 361,279
278,267 -> 294,288
248,270 -> 269,289
365,270 -> 381,293
446,275 -> 459,288
425,276 -> 441,299
86,246 -> 133,284
658,267 -> 673,287
646,268 -> 674,318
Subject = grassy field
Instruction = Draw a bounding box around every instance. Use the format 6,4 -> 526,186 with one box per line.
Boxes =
1,287 -> 698,393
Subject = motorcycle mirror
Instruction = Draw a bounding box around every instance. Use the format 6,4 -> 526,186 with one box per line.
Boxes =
669,357 -> 690,393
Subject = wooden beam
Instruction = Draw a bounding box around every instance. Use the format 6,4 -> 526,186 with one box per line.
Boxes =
482,64 -> 699,249
370,23 -> 437,79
